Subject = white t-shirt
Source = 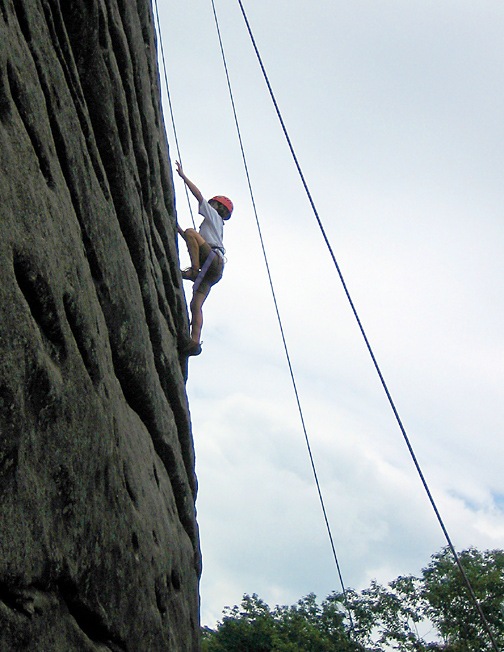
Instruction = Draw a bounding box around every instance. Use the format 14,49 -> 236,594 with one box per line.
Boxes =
198,199 -> 225,255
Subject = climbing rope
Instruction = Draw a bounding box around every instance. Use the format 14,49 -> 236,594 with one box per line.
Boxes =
153,0 -> 195,228
233,2 -> 499,649
153,1 -> 498,647
209,0 -> 355,632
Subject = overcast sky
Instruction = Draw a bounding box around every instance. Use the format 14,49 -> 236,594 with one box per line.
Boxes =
155,1 -> 504,627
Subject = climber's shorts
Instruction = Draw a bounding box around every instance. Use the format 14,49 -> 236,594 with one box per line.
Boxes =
194,243 -> 224,298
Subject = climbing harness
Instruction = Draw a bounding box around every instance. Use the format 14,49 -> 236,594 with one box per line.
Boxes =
193,250 -> 218,294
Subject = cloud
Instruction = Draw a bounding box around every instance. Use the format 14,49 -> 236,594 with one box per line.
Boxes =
160,0 -> 504,628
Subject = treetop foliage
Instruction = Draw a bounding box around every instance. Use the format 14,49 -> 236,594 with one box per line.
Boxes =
202,547 -> 504,652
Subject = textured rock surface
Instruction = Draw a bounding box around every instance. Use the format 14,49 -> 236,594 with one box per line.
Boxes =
0,0 -> 200,650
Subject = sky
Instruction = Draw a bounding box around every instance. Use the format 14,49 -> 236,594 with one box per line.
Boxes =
154,0 -> 504,628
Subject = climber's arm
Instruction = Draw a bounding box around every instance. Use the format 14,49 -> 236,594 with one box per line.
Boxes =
175,161 -> 204,204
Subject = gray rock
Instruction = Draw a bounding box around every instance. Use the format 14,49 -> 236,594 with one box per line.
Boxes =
0,1 -> 200,649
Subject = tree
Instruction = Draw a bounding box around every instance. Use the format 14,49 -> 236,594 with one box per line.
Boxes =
421,547 -> 504,651
336,576 -> 430,651
337,547 -> 504,651
202,547 -> 504,652
272,592 -> 361,651
202,594 -> 276,652
201,592 -> 360,651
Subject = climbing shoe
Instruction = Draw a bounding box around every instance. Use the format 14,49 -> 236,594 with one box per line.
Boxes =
181,267 -> 199,281
180,339 -> 202,357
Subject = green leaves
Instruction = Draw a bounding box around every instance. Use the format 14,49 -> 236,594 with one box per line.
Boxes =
202,547 -> 504,651
202,592 -> 358,651
421,547 -> 504,650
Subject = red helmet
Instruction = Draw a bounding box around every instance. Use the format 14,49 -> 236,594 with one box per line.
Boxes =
210,195 -> 233,216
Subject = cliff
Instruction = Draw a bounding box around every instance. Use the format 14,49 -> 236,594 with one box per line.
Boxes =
0,1 -> 200,650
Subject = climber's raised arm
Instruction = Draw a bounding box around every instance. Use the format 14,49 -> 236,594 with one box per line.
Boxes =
175,161 -> 203,204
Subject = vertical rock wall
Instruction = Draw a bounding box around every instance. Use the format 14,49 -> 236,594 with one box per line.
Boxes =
0,0 -> 200,650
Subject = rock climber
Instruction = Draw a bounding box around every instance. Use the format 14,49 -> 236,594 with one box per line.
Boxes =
175,161 -> 233,357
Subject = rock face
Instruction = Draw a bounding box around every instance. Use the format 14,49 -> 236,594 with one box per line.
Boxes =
0,1 -> 200,650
